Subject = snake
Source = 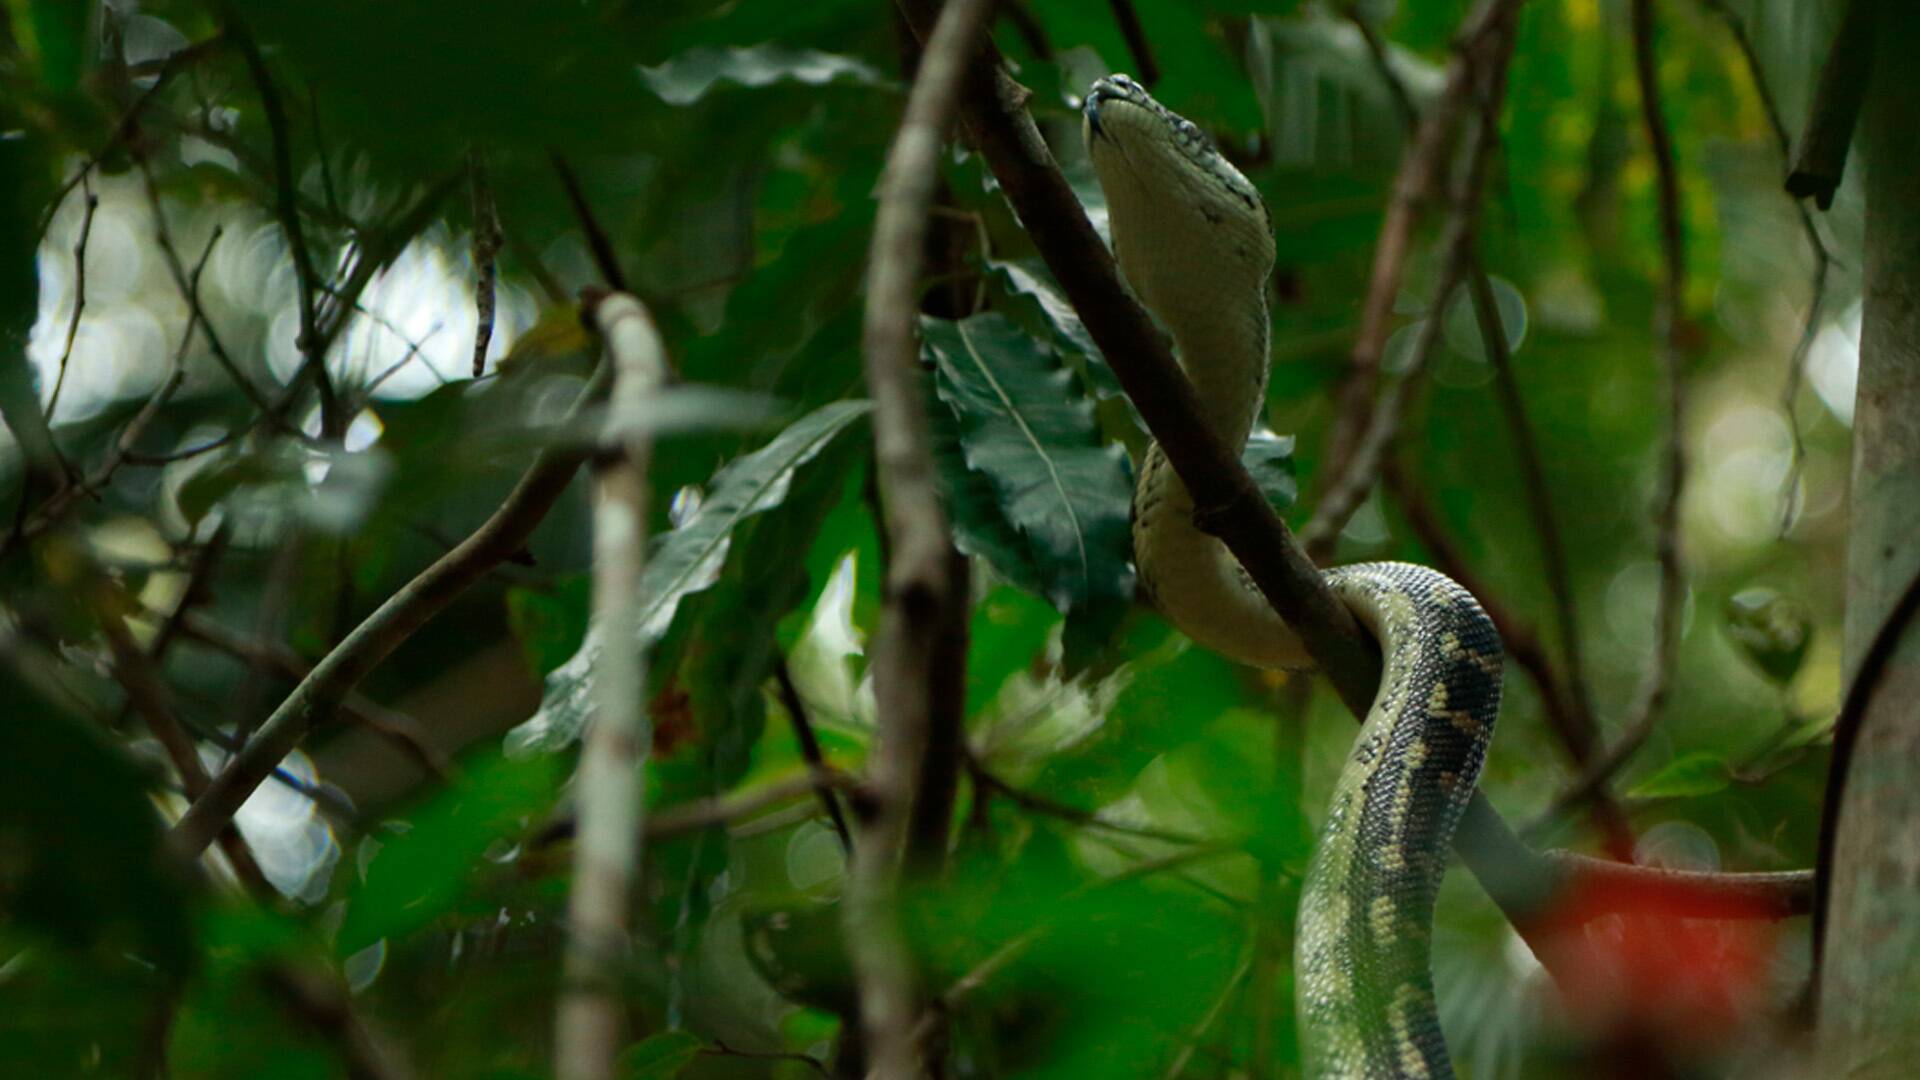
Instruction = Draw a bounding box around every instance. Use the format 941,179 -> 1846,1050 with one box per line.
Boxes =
1082,74 -> 1504,1078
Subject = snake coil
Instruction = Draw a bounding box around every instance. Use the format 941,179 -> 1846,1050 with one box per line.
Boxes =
1083,74 -> 1504,1079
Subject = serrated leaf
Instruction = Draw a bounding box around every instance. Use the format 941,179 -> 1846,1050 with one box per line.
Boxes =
620,1031 -> 704,1079
929,380 -> 1049,599
923,313 -> 1134,612
639,45 -> 887,106
338,752 -> 562,955
990,259 -> 1124,401
509,400 -> 872,754
1627,752 -> 1731,800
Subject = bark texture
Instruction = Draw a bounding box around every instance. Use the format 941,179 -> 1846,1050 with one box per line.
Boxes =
1818,4 -> 1920,1071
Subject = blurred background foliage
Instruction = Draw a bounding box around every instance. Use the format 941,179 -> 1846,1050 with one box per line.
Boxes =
0,0 -> 1855,1076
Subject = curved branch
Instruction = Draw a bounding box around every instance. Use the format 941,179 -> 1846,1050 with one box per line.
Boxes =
169,343 -> 612,860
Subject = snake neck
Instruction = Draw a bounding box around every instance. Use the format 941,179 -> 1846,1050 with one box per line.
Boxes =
1133,293 -> 1313,669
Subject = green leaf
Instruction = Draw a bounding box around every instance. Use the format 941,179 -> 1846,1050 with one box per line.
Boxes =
620,1032 -> 704,1079
923,313 -> 1134,612
1035,627 -> 1243,804
639,45 -> 887,106
1443,275 -> 1530,361
1627,752 -> 1732,800
337,752 -> 563,955
989,259 -> 1124,402
0,659 -> 194,977
506,576 -> 593,678
510,400 -> 872,754
1724,587 -> 1812,687
968,587 -> 1062,719
1241,429 -> 1297,514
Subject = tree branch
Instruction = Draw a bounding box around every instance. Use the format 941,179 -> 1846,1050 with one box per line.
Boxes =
556,293 -> 667,1080
1318,0 -> 1531,486
853,1 -> 993,1075
1785,0 -> 1876,209
1582,0 -> 1690,806
229,17 -> 339,437
169,333 -> 612,860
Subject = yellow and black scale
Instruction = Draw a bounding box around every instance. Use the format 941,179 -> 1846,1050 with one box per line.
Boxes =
1084,74 -> 1505,1079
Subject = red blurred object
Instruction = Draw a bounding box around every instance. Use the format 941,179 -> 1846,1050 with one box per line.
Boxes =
1535,872 -> 1782,1076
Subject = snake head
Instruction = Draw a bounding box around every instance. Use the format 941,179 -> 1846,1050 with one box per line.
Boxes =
1083,75 -> 1274,323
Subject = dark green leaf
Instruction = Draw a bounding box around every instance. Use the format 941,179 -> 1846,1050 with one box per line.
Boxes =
923,313 -> 1134,612
639,45 -> 888,106
338,752 -> 563,955
0,656 -> 194,977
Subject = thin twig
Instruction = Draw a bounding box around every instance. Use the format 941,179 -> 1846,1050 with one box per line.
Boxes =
701,1041 -> 831,1078
1164,936 -> 1254,1079
135,160 -> 282,422
853,2 -> 995,1076
1302,14 -> 1520,555
551,154 -> 629,293
259,964 -> 416,1080
1696,0 -> 1835,535
11,226 -> 226,548
230,17 -> 339,437
970,758 -> 1208,846
1467,266 -> 1603,757
469,148 -> 502,378
97,599 -> 271,894
1590,0 -> 1690,806
168,347 -> 613,859
557,293 -> 668,1080
1106,0 -> 1159,86
307,84 -> 345,225
44,176 -> 98,421
1319,0 -> 1531,489
774,657 -> 854,854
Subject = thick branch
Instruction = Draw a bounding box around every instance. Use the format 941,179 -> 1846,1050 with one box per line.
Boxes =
853,1 -> 994,1077
1786,0 -> 1876,209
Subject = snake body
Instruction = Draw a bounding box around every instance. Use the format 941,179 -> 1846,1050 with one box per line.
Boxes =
1083,74 -> 1503,1078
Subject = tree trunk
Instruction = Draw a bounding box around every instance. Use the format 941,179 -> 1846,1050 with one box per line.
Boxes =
1817,4 -> 1920,1073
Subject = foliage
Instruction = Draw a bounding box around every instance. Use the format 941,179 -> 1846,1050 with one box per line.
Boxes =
0,0 -> 1859,1077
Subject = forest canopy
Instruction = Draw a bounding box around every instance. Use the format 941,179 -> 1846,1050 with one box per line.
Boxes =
0,1 -> 1882,1078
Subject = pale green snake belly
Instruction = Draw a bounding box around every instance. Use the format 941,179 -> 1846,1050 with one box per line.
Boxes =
1083,74 -> 1504,1079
